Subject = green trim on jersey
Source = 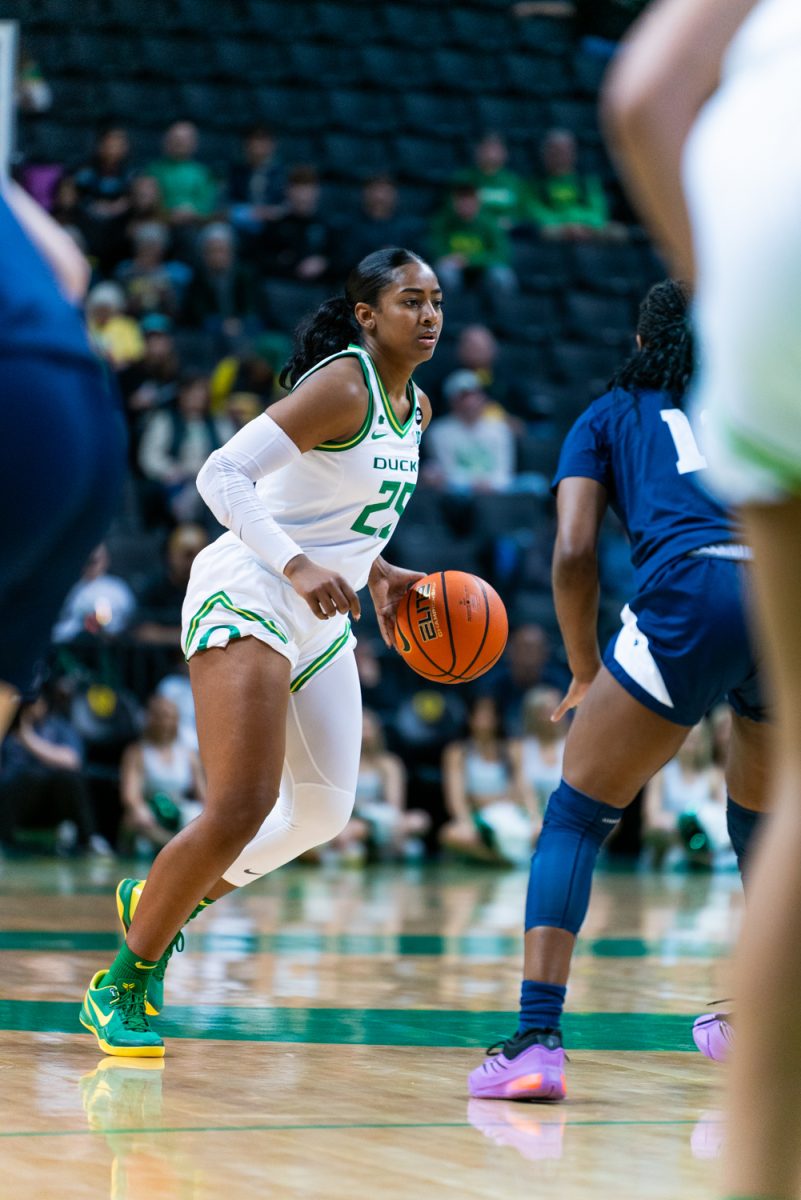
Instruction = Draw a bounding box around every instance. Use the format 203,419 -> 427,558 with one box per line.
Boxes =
185,590 -> 288,658
367,349 -> 417,438
290,347 -> 375,453
290,628 -> 351,692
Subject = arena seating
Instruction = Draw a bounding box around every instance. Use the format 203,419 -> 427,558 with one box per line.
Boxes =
17,0 -> 660,700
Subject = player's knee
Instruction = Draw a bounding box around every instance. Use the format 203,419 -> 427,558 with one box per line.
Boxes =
204,789 -> 279,851
543,780 -> 622,846
297,783 -> 354,846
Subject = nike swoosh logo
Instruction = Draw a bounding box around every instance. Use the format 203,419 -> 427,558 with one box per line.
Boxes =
243,868 -> 263,876
86,991 -> 115,1027
371,432 -> 389,440
397,627 -> 411,653
135,962 -> 157,970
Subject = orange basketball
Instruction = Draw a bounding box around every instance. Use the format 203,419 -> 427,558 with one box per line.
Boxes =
394,570 -> 509,684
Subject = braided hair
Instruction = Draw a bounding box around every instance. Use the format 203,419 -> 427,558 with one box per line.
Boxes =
279,247 -> 427,389
610,279 -> 693,401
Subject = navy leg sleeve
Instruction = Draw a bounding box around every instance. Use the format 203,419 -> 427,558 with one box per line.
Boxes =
525,779 -> 622,935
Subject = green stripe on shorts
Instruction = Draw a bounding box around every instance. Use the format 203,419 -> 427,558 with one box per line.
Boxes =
185,590 -> 288,657
290,628 -> 350,692
197,624 -> 241,651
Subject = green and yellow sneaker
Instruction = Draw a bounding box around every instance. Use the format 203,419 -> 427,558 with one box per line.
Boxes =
116,878 -> 184,1017
79,971 -> 165,1058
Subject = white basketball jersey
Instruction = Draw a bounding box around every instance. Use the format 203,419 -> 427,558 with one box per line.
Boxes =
724,0 -> 801,79
250,345 -> 423,591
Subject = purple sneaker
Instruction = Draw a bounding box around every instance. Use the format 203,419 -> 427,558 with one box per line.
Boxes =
692,1011 -> 733,1062
468,1029 -> 567,1102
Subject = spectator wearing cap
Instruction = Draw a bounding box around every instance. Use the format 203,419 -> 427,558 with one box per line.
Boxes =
430,182 -> 516,294
422,370 -> 516,494
259,166 -> 333,281
182,222 -> 261,344
115,222 -> 192,317
227,125 -> 286,235
527,129 -> 611,240
86,283 -> 144,368
148,122 -> 218,226
457,134 -> 529,231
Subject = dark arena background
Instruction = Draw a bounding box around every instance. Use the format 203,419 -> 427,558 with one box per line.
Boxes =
2,4 -> 742,1198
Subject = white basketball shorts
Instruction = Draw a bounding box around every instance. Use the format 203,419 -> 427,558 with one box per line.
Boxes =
181,534 -> 356,693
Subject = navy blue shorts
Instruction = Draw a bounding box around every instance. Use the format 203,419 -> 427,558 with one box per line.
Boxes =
603,554 -> 765,726
0,353 -> 126,692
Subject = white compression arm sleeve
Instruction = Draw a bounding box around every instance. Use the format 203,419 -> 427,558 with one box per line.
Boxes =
196,413 -> 305,574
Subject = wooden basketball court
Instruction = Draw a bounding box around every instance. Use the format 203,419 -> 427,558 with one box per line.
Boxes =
1,858 -> 739,1198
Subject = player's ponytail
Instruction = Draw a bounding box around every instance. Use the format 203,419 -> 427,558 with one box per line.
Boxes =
279,297 -> 358,389
279,246 -> 428,389
610,279 -> 694,402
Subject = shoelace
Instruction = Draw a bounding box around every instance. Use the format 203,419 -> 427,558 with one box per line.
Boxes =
153,930 -> 185,983
484,1032 -> 569,1061
110,986 -> 151,1033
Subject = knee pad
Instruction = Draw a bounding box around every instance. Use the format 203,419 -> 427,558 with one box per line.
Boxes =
525,779 -> 622,935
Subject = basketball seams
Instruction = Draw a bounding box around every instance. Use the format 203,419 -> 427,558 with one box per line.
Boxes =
395,570 -> 508,684
401,588 -> 452,677
438,570 -> 458,675
459,574 -> 491,680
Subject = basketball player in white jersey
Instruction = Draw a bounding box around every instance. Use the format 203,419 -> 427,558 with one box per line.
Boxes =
80,248 -> 442,1057
606,3 -> 801,1197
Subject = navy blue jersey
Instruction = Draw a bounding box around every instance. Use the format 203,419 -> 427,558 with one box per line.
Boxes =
553,388 -> 735,592
0,192 -> 94,363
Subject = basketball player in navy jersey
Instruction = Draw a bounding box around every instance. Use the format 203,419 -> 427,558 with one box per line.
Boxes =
468,280 -> 769,1102
0,181 -> 125,730
606,3 -> 801,1197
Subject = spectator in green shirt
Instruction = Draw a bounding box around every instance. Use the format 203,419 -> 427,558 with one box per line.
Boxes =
148,122 -> 218,227
527,128 -> 610,240
430,183 -> 517,293
458,134 -> 529,230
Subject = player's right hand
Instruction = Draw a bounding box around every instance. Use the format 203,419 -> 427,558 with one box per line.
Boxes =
284,555 -> 361,622
551,676 -> 593,722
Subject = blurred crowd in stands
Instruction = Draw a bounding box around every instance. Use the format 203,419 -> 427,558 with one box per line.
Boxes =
3,3 -> 727,870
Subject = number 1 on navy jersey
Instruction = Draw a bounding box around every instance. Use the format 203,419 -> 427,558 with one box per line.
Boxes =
660,408 -> 708,475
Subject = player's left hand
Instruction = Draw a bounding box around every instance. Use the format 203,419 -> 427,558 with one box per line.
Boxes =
368,562 -> 426,648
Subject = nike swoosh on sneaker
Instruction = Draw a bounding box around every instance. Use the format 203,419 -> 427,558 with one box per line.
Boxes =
86,992 -> 115,1028
243,868 -> 263,876
135,962 -> 157,970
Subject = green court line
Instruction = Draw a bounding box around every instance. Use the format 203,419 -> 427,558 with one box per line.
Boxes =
0,1118 -> 707,1140
0,931 -> 731,959
0,1003 -> 696,1050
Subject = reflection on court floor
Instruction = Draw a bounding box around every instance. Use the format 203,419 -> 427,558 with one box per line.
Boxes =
1,859 -> 741,1199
